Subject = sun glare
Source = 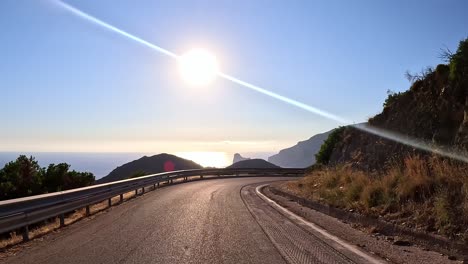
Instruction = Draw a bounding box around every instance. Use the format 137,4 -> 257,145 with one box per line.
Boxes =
175,152 -> 230,168
179,48 -> 219,86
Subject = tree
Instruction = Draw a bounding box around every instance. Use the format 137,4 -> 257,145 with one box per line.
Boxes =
315,127 -> 345,165
43,163 -> 95,192
64,171 -> 94,189
43,163 -> 70,192
0,156 -> 43,199
0,156 -> 95,200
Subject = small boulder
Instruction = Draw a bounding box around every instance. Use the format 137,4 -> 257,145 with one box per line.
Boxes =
392,239 -> 412,246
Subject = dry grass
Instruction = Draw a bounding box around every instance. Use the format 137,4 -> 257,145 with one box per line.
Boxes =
0,184 -> 164,250
287,155 -> 468,241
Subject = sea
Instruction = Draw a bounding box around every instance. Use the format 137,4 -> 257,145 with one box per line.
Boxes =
0,152 -> 149,180
0,151 -> 275,180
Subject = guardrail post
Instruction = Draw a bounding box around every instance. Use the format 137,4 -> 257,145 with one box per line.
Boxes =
135,189 -> 138,195
108,198 -> 112,207
153,183 -> 156,189
120,194 -> 123,203
157,182 -> 160,187
86,205 -> 90,216
200,175 -> 203,179
22,226 -> 29,242
170,179 -> 173,184
142,187 -> 145,194
59,214 -> 65,227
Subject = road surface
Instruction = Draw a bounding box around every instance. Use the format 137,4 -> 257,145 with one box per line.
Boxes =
1,177 -> 376,264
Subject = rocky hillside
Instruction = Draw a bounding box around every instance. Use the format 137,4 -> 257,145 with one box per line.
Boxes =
227,159 -> 280,169
324,38 -> 468,170
288,38 -> 468,241
97,153 -> 202,183
268,129 -> 333,168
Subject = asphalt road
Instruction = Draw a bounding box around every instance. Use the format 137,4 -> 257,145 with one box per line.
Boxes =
1,177 -> 377,264
2,178 -> 289,264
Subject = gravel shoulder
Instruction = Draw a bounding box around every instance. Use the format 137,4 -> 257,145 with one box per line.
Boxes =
264,182 -> 463,264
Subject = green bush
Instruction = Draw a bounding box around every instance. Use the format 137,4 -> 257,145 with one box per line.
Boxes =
435,64 -> 449,75
315,127 -> 345,165
383,90 -> 402,108
0,155 -> 95,200
449,38 -> 468,82
0,156 -> 43,199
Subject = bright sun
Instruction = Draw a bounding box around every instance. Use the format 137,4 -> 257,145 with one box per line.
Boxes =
179,48 -> 219,86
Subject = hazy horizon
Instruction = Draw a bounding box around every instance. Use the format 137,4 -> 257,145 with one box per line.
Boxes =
0,151 -> 277,179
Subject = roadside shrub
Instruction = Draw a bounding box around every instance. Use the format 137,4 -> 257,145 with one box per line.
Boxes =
293,154 -> 468,238
379,167 -> 401,208
315,127 -> 345,165
383,90 -> 402,108
449,38 -> 468,81
433,188 -> 458,235
396,156 -> 433,202
344,172 -> 369,203
346,181 -> 364,203
362,184 -> 385,209
325,173 -> 339,188
435,64 -> 450,76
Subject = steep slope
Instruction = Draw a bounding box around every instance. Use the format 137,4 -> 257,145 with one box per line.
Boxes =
268,130 -> 333,168
287,38 -> 468,241
324,39 -> 468,170
227,159 -> 280,169
97,153 -> 202,183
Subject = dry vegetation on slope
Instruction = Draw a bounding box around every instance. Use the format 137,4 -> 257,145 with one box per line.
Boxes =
288,155 -> 468,240
286,38 -> 468,242
324,38 -> 468,172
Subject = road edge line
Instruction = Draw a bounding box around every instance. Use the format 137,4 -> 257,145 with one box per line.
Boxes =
256,184 -> 386,264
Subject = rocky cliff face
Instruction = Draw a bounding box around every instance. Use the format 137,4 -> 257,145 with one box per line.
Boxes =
232,153 -> 250,164
327,39 -> 468,170
268,130 -> 332,168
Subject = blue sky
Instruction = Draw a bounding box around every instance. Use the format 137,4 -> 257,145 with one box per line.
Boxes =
1,0 -> 467,166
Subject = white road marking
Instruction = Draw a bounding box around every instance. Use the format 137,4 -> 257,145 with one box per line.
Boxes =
255,184 -> 386,264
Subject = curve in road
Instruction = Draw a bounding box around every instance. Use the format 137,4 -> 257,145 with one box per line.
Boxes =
2,178 -> 287,264
2,177 -> 381,264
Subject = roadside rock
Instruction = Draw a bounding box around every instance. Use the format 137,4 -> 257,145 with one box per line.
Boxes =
392,239 -> 412,246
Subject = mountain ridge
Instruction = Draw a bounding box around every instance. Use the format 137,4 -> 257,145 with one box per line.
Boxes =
227,159 -> 280,169
267,130 -> 333,168
97,153 -> 202,183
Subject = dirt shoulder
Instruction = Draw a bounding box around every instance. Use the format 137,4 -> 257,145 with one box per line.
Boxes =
264,181 -> 467,264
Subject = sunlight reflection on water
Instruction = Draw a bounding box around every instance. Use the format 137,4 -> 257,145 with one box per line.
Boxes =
175,152 -> 231,168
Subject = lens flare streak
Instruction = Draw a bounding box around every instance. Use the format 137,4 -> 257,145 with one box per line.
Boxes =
55,0 -> 179,59
217,72 -> 350,124
353,123 -> 468,163
54,0 -> 468,163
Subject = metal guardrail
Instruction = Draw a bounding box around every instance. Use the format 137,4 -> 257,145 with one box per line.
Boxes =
0,168 -> 304,241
